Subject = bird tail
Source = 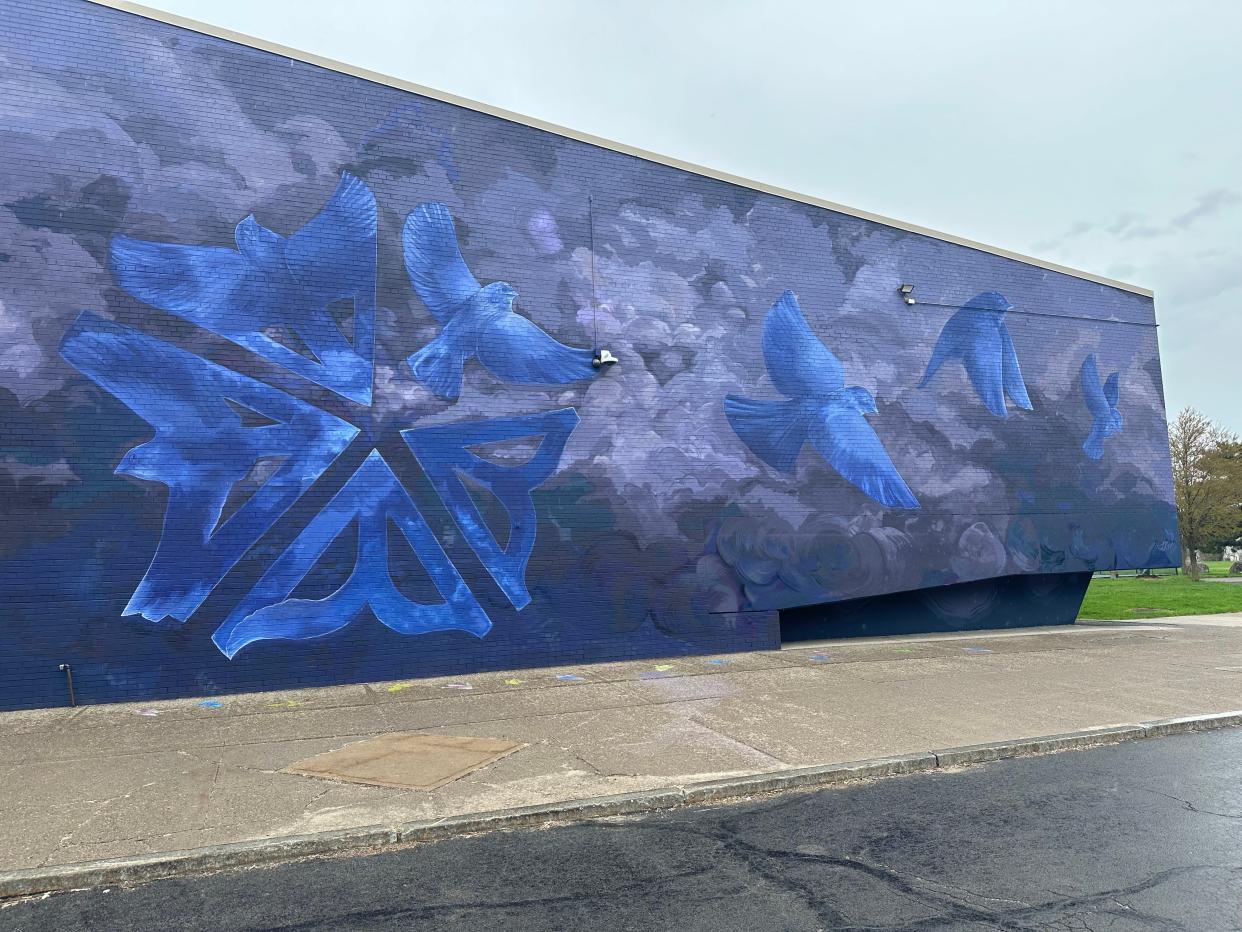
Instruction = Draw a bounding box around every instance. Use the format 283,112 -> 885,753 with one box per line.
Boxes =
408,337 -> 465,400
724,395 -> 808,472
1083,426 -> 1105,461
917,338 -> 951,389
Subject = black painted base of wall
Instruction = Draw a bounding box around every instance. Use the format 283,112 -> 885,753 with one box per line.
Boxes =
779,571 -> 1094,642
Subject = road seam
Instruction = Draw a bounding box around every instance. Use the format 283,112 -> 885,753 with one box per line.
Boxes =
3,709 -> 1239,899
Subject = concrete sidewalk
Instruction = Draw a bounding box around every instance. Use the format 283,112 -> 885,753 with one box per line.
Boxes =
4,615 -> 1242,876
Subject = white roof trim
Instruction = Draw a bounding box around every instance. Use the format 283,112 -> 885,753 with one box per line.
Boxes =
84,0 -> 1153,298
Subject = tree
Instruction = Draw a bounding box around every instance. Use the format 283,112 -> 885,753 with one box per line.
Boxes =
1169,408 -> 1242,579
1207,436 -> 1242,553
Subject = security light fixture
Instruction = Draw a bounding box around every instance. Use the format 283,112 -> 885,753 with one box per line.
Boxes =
899,283 -> 916,305
592,348 -> 618,368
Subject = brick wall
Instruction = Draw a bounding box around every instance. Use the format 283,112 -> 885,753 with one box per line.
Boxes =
0,0 -> 1177,709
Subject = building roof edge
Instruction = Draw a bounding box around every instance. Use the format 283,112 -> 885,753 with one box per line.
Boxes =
85,0 -> 1155,298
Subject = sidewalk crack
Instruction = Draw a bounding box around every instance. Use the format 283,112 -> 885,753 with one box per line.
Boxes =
687,712 -> 788,768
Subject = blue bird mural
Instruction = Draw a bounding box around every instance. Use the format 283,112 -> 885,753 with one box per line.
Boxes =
402,202 -> 597,400
1080,353 -> 1123,460
59,313 -> 358,624
724,291 -> 919,509
918,291 -> 1033,418
109,173 -> 377,404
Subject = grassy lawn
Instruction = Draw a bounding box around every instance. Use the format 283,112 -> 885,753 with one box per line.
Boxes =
1079,573 -> 1242,620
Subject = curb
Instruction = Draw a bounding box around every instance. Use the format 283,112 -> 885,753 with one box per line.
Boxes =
931,724 -> 1146,767
3,710 -> 1239,899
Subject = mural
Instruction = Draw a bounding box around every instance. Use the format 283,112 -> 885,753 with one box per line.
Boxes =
0,0 -> 1179,708
65,176 -> 592,660
1080,354 -> 1125,460
58,312 -> 360,623
724,291 -> 919,508
110,173 -> 378,404
403,202 -> 598,399
918,291 -> 1033,419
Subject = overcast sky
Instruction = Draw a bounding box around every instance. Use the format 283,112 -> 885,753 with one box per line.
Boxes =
147,0 -> 1242,434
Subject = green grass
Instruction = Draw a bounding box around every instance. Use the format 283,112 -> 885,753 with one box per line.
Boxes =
1204,560 -> 1238,577
1078,573 -> 1242,620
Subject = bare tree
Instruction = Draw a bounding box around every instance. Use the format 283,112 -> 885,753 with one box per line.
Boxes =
1169,408 -> 1242,579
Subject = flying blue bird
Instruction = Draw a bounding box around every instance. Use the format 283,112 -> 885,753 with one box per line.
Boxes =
1080,353 -> 1123,460
109,172 -> 376,403
402,202 -> 597,400
918,291 -> 1033,418
724,291 -> 919,509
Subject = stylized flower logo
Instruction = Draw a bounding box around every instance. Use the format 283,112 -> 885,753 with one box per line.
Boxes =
60,174 -> 592,658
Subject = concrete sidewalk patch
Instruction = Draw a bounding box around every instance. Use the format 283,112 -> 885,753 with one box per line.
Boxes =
283,733 -> 526,790
4,709 -> 1241,900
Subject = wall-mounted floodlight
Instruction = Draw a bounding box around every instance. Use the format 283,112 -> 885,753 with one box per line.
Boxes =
898,283 -> 916,305
592,348 -> 618,368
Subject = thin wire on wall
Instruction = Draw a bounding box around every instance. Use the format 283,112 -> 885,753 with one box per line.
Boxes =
588,195 -> 599,351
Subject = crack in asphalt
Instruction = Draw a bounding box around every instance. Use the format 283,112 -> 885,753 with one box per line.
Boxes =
237,863 -> 723,931
1136,786 -> 1242,820
9,727 -> 1242,930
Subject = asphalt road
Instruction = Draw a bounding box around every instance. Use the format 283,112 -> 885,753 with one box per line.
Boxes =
5,729 -> 1242,931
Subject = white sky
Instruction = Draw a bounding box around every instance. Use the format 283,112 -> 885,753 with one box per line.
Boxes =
146,0 -> 1242,433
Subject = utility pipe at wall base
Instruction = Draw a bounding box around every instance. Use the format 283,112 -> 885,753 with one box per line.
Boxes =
57,664 -> 75,707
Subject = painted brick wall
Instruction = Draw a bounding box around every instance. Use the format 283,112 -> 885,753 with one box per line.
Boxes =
0,0 -> 1177,709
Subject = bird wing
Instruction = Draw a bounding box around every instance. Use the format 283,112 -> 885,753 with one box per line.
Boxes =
402,202 -> 481,322
234,215 -> 285,269
475,312 -> 597,385
1103,371 -> 1120,409
1082,424 -> 1106,461
283,172 -> 377,301
999,323 -> 1033,410
214,582 -> 362,660
110,235 -> 255,323
918,312 -> 972,389
960,323 -> 1008,418
60,313 -> 234,432
1080,354 -> 1110,420
809,410 -> 919,509
723,395 -> 809,473
761,290 -> 845,399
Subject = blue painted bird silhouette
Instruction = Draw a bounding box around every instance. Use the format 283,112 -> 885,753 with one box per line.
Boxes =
402,202 -> 597,400
1080,353 -> 1123,460
724,291 -> 919,509
109,173 -> 376,404
918,291 -> 1033,418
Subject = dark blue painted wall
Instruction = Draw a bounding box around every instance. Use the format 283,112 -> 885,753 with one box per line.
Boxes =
781,572 -> 1096,641
0,0 -> 1178,709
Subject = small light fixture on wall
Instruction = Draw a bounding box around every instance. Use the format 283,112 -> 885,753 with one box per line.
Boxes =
592,348 -> 618,368
899,283 -> 916,306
